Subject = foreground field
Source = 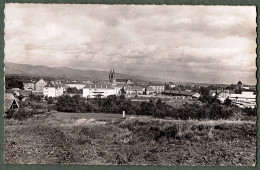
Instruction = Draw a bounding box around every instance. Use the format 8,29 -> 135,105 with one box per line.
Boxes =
5,112 -> 256,166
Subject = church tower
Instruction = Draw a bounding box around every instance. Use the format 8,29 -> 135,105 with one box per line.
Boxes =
109,69 -> 116,83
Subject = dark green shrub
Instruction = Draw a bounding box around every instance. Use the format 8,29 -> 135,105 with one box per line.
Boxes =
241,107 -> 256,116
6,108 -> 45,120
164,125 -> 178,139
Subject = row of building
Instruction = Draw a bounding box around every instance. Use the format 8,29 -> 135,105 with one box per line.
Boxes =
17,70 -> 257,109
21,77 -> 166,98
209,90 -> 256,108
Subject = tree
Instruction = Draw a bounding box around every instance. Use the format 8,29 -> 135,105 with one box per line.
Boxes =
237,81 -> 243,91
226,84 -> 236,90
224,98 -> 232,106
199,86 -> 212,103
140,100 -> 156,115
66,87 -> 82,94
235,89 -> 242,94
48,97 -> 54,104
5,78 -> 24,89
153,99 -> 166,118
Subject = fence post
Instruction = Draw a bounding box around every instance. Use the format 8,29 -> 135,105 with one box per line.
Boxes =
123,111 -> 125,118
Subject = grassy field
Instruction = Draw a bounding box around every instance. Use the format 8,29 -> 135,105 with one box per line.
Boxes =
4,112 -> 256,166
165,98 -> 200,108
130,96 -> 199,108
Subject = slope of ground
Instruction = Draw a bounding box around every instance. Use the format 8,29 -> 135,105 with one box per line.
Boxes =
4,112 -> 256,166
5,62 -> 165,82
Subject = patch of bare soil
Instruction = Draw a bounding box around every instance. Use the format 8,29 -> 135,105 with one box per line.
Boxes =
4,113 -> 256,166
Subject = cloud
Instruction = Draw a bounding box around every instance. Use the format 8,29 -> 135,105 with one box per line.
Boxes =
173,18 -> 192,24
4,4 -> 257,84
207,16 -> 246,26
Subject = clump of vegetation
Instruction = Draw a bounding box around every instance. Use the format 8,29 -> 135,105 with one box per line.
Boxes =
5,94 -> 55,120
8,92 -> 255,121
5,77 -> 24,89
54,95 -> 237,120
5,115 -> 256,165
5,108 -> 45,120
241,107 -> 256,116
66,87 -> 83,94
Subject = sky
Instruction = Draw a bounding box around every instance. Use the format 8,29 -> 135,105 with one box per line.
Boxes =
4,4 -> 257,84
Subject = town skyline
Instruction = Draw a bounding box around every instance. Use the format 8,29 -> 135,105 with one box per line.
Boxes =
5,4 -> 257,85
5,62 -> 256,86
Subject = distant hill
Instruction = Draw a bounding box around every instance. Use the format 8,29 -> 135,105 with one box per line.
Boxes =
5,62 -> 168,83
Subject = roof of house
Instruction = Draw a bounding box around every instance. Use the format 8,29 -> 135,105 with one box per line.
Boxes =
180,91 -> 196,96
230,93 -> 256,99
209,89 -> 235,96
23,81 -> 34,84
149,84 -> 165,86
192,93 -> 201,98
11,88 -> 21,91
21,90 -> 32,97
45,83 -> 56,88
125,85 -> 143,91
209,90 -> 224,96
84,84 -> 114,89
32,91 -> 44,95
116,79 -> 132,82
163,90 -> 179,94
162,90 -> 196,96
146,86 -> 154,91
5,93 -> 19,112
113,84 -> 125,88
66,82 -> 85,85
35,79 -> 47,84
45,83 -> 64,88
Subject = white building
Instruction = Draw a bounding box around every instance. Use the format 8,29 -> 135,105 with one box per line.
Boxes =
43,84 -> 64,98
144,86 -> 154,95
115,79 -> 134,85
125,85 -> 144,96
192,93 -> 201,99
23,82 -> 35,90
66,83 -> 85,90
83,84 -> 118,98
217,92 -> 231,103
230,91 -> 256,108
150,85 -> 165,94
35,79 -> 47,91
243,86 -> 250,90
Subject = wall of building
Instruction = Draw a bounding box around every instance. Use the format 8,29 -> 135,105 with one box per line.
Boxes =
35,79 -> 47,91
150,86 -> 165,93
83,88 -> 117,98
55,87 -> 64,97
43,87 -> 56,98
23,83 -> 35,90
67,84 -> 85,90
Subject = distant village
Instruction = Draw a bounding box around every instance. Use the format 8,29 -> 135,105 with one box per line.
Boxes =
5,69 -> 256,113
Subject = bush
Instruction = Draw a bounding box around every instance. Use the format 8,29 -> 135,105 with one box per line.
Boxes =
48,97 -> 54,104
169,102 -> 234,120
6,108 -> 45,120
55,95 -> 234,120
164,126 -> 178,139
56,95 -> 87,112
241,107 -> 257,116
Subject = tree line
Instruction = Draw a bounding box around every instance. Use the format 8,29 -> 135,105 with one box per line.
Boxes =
6,93 -> 256,120
55,95 -> 240,120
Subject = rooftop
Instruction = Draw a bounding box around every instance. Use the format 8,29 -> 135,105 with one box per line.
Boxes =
84,84 -> 114,89
125,85 -> 143,90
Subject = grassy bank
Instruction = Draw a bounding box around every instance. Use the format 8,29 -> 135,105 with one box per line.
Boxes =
4,112 -> 256,166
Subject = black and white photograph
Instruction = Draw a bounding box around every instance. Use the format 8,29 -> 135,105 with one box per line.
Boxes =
4,4 -> 257,166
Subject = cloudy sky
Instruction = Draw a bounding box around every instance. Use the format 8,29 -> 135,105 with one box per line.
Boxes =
5,4 -> 257,84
